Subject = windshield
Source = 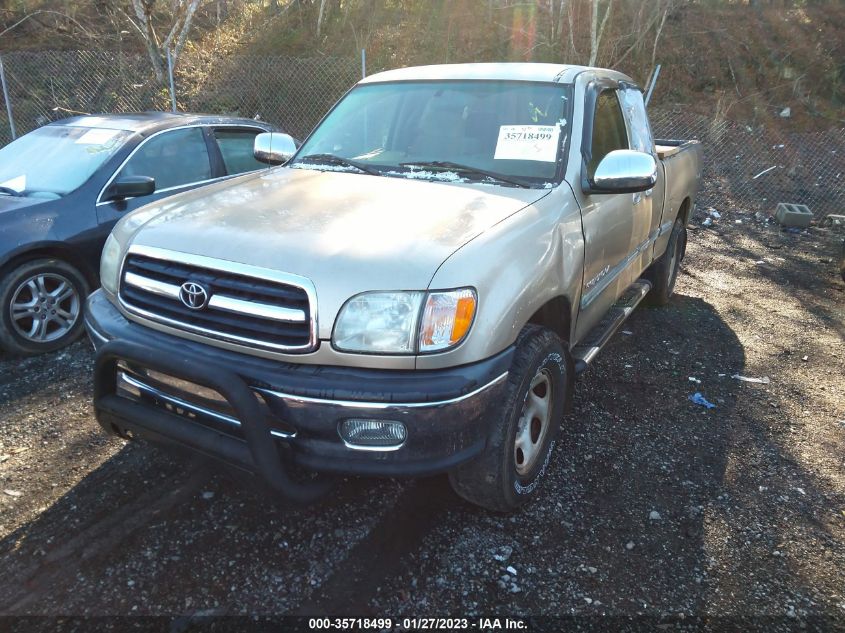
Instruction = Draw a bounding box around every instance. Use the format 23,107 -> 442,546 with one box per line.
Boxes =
294,80 -> 571,187
0,125 -> 131,197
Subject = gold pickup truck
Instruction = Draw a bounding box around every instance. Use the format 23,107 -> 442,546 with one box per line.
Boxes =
85,63 -> 701,511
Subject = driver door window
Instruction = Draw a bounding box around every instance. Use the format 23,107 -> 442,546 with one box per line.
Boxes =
588,90 -> 629,176
118,127 -> 212,192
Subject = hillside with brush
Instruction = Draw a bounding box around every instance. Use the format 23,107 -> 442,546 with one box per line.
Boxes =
0,1 -> 842,129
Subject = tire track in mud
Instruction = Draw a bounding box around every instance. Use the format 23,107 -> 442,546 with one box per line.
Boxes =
0,459 -> 208,614
295,476 -> 456,615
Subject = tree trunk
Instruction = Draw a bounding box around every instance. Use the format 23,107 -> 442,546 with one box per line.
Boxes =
589,0 -> 613,66
129,0 -> 200,88
316,0 -> 328,39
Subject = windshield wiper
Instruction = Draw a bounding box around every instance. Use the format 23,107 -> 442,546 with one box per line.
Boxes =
0,186 -> 22,197
297,153 -> 381,176
399,161 -> 532,188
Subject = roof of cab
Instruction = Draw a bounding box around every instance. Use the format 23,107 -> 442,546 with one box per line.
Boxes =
359,63 -> 633,86
46,112 -> 275,135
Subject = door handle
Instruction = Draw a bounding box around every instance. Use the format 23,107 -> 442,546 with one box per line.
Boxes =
633,193 -> 642,205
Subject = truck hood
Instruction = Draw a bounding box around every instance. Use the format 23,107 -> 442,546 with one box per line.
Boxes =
127,167 -> 549,336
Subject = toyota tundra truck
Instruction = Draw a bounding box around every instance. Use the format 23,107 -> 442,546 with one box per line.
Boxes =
85,63 -> 701,511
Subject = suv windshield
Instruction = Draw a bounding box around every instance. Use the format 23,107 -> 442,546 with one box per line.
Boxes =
0,125 -> 131,197
294,80 -> 571,187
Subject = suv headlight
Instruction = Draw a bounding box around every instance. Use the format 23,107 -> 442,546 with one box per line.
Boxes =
100,233 -> 122,296
333,288 -> 476,354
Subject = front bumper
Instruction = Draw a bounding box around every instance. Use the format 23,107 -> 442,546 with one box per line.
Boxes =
85,290 -> 511,492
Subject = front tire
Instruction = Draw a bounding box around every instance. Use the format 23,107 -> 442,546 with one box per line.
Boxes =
0,258 -> 90,355
448,326 -> 570,512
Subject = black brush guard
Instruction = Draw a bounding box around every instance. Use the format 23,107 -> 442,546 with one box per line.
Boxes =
94,339 -> 332,503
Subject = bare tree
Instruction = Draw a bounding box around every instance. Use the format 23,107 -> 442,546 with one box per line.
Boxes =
125,0 -> 202,86
610,0 -> 675,71
650,1 -> 670,70
589,0 -> 613,66
316,0 -> 328,38
0,9 -> 93,40
547,0 -> 568,48
567,1 -> 578,59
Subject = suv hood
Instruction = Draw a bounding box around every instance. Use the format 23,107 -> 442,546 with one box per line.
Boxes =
126,167 -> 549,336
0,194 -> 48,214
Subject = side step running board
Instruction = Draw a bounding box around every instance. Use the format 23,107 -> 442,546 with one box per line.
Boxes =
571,280 -> 652,375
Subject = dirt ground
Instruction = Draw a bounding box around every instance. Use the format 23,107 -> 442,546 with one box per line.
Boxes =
0,210 -> 843,631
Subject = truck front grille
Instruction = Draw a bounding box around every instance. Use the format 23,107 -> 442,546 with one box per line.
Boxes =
118,247 -> 317,353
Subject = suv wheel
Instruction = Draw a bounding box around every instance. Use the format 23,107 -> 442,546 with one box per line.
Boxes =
448,325 -> 570,512
0,258 -> 90,355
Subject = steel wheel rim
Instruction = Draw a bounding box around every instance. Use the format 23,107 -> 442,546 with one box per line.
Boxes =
9,273 -> 80,343
514,368 -> 554,476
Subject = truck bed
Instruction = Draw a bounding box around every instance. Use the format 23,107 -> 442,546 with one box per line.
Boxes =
655,139 -> 701,227
654,138 -> 699,160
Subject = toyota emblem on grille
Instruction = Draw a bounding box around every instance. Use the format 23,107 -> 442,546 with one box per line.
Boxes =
178,281 -> 210,310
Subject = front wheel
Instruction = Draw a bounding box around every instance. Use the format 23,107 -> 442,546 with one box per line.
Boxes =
448,326 -> 570,512
0,258 -> 90,355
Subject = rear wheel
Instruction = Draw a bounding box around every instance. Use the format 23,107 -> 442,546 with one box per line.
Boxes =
0,259 -> 89,355
448,326 -> 569,512
645,217 -> 686,306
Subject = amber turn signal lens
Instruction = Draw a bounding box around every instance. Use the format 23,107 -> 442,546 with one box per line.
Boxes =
419,288 -> 477,353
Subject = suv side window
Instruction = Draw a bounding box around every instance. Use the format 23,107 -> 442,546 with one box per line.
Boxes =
619,88 -> 655,155
588,89 -> 629,176
213,128 -> 267,175
118,127 -> 211,191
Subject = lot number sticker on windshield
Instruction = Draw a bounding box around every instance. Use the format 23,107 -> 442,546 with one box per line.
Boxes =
75,129 -> 121,146
494,125 -> 560,162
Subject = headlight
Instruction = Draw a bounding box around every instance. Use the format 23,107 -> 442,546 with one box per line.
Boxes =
333,288 -> 476,354
333,291 -> 424,353
100,233 -> 122,296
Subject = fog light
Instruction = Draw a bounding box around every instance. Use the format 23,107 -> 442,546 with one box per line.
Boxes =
339,419 -> 407,448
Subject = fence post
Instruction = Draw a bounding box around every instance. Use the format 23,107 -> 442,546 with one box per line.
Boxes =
166,50 -> 177,113
0,56 -> 17,141
361,49 -> 366,79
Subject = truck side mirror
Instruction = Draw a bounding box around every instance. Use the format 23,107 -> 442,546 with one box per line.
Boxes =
586,150 -> 657,194
254,132 -> 297,165
103,176 -> 156,201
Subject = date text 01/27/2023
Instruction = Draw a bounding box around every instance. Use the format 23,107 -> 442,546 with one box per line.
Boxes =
307,617 -> 528,630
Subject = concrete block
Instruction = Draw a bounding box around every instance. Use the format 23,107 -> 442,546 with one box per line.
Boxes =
775,202 -> 813,228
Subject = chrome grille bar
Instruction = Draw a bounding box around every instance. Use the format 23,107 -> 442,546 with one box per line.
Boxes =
118,245 -> 318,354
123,271 -> 307,323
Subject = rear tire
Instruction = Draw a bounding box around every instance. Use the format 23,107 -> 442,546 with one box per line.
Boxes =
448,326 -> 569,512
645,217 -> 686,306
0,258 -> 89,355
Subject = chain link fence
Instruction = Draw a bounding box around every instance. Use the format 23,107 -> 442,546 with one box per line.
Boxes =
649,109 -> 845,220
0,49 -> 359,143
0,49 -> 842,220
